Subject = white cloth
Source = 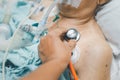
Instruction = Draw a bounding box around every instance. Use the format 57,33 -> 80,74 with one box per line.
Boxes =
96,0 -> 120,79
58,0 -> 81,8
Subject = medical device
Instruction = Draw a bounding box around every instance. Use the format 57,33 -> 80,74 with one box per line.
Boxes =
2,0 -> 82,80
2,0 -> 59,80
64,28 -> 80,41
19,0 -> 82,42
65,28 -> 80,80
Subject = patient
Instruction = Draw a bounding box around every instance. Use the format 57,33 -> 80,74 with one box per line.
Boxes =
22,0 -> 113,80
55,0 -> 112,79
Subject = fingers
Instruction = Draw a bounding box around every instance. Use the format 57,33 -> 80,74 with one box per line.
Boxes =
64,40 -> 77,51
38,27 -> 77,63
68,40 -> 76,49
41,27 -> 77,50
48,27 -> 67,38
38,37 -> 47,63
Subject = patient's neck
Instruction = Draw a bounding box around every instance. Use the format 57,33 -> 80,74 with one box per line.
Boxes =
57,15 -> 105,40
57,14 -> 96,30
58,0 -> 98,27
61,14 -> 94,24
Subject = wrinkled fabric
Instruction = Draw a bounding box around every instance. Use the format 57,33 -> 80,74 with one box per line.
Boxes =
0,0 -> 70,80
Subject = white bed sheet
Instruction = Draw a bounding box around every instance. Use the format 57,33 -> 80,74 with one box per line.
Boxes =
96,0 -> 120,79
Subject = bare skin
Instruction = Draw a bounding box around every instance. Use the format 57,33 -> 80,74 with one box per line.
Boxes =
57,0 -> 112,80
22,0 -> 112,80
58,18 -> 112,80
21,28 -> 76,80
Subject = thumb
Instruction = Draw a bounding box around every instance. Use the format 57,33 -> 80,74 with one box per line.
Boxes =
50,27 -> 67,37
65,40 -> 77,51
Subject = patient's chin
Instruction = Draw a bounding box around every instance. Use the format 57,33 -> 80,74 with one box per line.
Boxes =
58,4 -> 79,17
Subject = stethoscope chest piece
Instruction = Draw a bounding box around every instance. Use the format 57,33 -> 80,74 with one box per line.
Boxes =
64,28 -> 80,41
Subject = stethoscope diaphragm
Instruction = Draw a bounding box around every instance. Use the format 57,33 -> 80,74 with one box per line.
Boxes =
64,28 -> 80,41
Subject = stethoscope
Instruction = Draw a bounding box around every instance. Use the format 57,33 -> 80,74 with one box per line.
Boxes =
65,28 -> 80,41
65,28 -> 80,80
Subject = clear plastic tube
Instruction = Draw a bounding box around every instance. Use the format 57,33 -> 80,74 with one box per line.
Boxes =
2,0 -> 59,80
2,1 -> 44,80
33,0 -> 59,42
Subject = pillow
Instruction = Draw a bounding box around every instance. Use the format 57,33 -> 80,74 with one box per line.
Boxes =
96,0 -> 120,55
96,0 -> 120,80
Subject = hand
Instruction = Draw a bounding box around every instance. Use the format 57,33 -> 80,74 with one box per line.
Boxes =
38,27 -> 76,65
22,28 -> 76,80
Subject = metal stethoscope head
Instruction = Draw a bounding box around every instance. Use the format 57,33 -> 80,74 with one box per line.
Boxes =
64,28 -> 80,80
64,28 -> 80,41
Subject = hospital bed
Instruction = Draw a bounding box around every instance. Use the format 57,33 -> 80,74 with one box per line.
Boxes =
0,0 -> 120,80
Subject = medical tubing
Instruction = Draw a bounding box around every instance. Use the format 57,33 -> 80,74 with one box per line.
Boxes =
39,0 -> 59,27
2,1 -> 43,80
69,61 -> 79,80
2,0 -> 58,80
34,0 -> 59,41
64,28 -> 79,80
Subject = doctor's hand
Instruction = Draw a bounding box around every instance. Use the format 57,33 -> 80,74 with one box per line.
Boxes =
22,28 -> 77,80
38,28 -> 76,65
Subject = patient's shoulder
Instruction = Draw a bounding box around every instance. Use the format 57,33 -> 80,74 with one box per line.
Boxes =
75,38 -> 112,80
78,34 -> 112,57
76,36 -> 113,69
90,39 -> 112,55
80,38 -> 112,60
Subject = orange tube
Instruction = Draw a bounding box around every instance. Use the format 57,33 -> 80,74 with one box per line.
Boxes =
69,61 -> 79,80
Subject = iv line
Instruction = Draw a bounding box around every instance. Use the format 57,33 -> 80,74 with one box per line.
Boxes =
2,1 -> 44,80
2,0 -> 59,80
